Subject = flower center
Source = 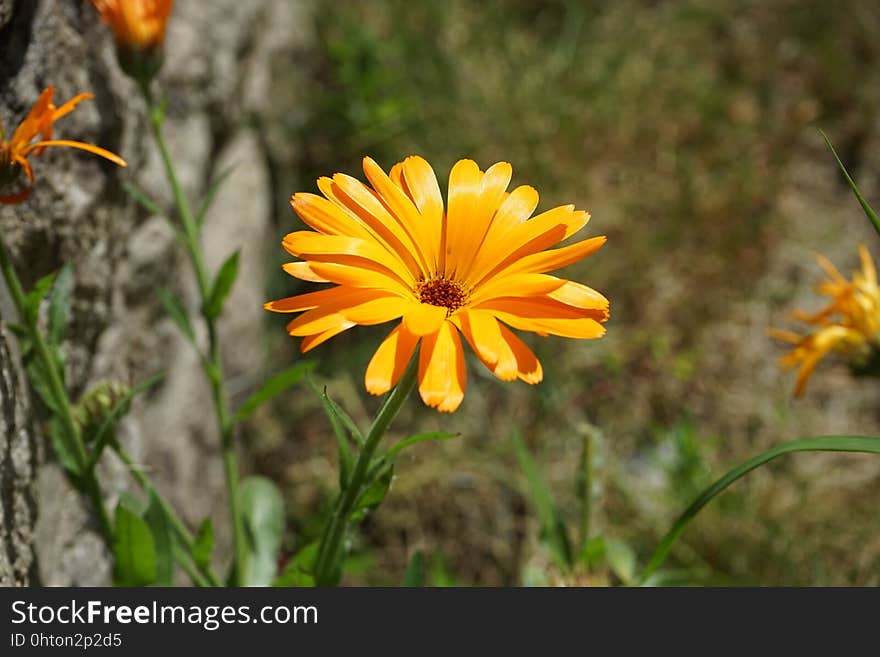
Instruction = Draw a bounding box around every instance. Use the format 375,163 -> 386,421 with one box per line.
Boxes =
417,276 -> 467,314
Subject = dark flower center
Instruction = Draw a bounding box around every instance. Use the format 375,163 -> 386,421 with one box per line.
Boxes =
417,276 -> 467,314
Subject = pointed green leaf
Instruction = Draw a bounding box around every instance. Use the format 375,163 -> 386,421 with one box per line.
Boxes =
511,429 -> 572,569
605,538 -> 637,584
157,288 -> 195,344
578,536 -> 606,568
204,250 -> 240,320
401,550 -> 426,586
273,541 -> 319,587
24,271 -> 57,325
192,517 -> 214,572
239,476 -> 285,586
196,163 -> 237,226
124,181 -> 165,217
309,381 -> 356,488
821,130 -> 880,237
47,265 -> 73,347
233,362 -> 315,424
352,463 -> 394,521
48,416 -> 82,479
113,502 -> 157,586
638,434 -> 880,585
387,431 -> 460,460
25,358 -> 61,415
144,492 -> 174,585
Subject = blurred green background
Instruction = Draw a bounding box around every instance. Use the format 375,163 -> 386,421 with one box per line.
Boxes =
250,0 -> 880,585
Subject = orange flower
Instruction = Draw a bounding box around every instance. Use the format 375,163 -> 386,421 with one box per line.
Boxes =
88,0 -> 173,51
770,244 -> 880,396
0,86 -> 127,205
266,156 -> 609,412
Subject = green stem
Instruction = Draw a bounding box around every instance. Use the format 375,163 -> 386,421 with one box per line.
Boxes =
636,435 -> 880,585
0,237 -> 112,541
313,357 -> 419,586
114,444 -> 220,587
142,84 -> 246,585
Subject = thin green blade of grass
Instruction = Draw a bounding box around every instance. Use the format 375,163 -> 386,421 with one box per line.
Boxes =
637,435 -> 880,585
821,129 -> 880,238
511,429 -> 572,570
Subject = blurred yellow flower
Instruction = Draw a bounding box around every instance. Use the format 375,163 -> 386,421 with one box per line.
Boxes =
771,244 -> 880,396
266,156 -> 609,412
88,0 -> 173,51
0,86 -> 127,205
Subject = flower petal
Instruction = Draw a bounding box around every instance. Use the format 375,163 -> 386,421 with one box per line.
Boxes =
285,290 -> 407,335
418,321 -> 466,412
330,172 -> 426,278
403,302 -> 448,336
363,156 -> 433,274
282,261 -> 330,283
300,321 -> 356,353
282,231 -> 416,286
444,158 -> 482,278
365,323 -> 420,395
402,156 -> 444,267
290,192 -> 373,238
499,324 -> 543,383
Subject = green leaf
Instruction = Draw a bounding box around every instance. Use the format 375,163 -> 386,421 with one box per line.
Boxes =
47,265 -> 73,347
638,434 -> 880,585
578,536 -> 606,569
48,416 -> 82,480
196,163 -> 237,226
113,501 -> 157,586
605,538 -> 637,584
24,271 -> 57,325
203,250 -> 240,320
192,517 -> 214,572
321,389 -> 365,447
124,181 -> 165,218
429,550 -> 456,587
233,361 -> 315,424
87,373 -> 165,469
352,462 -> 394,521
401,551 -> 426,586
273,542 -> 319,587
387,431 -> 460,460
25,358 -> 61,415
310,382 -> 356,488
144,492 -> 174,585
511,429 -> 572,570
821,130 -> 880,238
238,476 -> 285,586
157,288 -> 195,343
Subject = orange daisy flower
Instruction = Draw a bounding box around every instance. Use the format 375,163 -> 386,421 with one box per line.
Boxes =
266,156 -> 609,412
0,86 -> 127,205
88,0 -> 174,52
771,244 -> 880,396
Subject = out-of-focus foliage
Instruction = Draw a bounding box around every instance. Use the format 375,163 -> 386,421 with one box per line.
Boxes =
254,0 -> 880,585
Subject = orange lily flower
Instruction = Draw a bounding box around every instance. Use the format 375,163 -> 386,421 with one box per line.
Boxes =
266,156 -> 609,412
0,86 -> 127,205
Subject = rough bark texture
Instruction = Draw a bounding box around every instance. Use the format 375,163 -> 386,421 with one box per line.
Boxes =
0,0 -> 307,586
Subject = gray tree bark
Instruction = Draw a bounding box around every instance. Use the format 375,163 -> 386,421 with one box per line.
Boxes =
0,0 -> 307,586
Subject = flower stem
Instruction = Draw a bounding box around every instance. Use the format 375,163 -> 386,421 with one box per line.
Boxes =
0,237 -> 113,542
142,85 -> 246,585
313,356 -> 419,586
